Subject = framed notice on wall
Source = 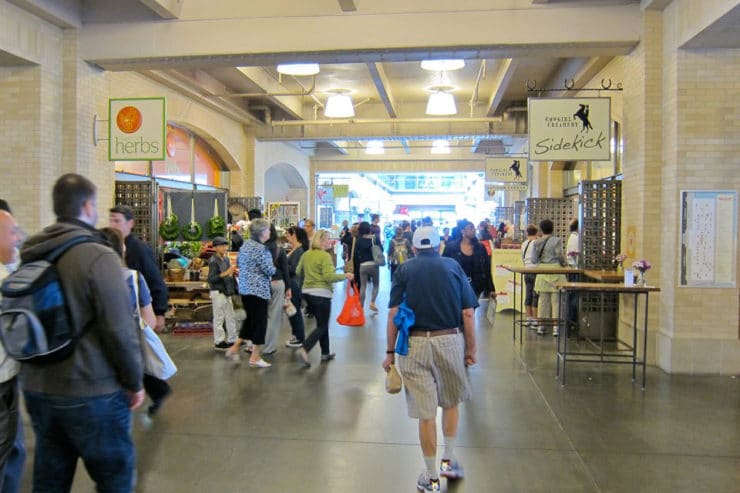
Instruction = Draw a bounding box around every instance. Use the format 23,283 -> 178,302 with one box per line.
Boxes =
528,97 -> 611,161
680,190 -> 737,288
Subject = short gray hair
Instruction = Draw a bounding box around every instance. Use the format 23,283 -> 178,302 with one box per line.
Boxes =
249,218 -> 270,239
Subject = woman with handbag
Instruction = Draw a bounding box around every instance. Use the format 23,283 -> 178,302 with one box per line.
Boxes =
225,219 -> 276,368
285,226 -> 309,348
443,219 -> 496,304
352,221 -> 382,313
100,228 -> 172,420
296,229 -> 354,366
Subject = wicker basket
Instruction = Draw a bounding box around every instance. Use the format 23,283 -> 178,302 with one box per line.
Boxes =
166,268 -> 186,282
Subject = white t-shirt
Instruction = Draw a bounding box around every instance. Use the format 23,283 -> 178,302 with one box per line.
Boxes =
521,239 -> 537,267
566,232 -> 579,255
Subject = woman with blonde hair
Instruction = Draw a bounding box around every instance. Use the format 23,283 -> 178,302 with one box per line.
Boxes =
296,229 -> 353,366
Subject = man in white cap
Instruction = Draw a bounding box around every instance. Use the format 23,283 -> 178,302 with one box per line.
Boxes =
207,236 -> 237,349
382,226 -> 478,492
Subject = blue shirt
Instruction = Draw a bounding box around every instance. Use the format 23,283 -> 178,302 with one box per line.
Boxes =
237,239 -> 276,300
125,269 -> 152,328
389,249 -> 479,330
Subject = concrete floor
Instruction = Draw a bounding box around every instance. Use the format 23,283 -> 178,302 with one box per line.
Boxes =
19,277 -> 740,492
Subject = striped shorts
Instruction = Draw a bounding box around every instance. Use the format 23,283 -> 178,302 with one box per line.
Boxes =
398,333 -> 471,420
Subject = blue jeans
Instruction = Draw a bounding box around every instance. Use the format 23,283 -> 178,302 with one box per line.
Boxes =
24,390 -> 135,493
0,377 -> 25,493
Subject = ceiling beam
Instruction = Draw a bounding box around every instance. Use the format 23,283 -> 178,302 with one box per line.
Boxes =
486,59 -> 518,117
80,6 -> 641,69
234,67 -> 305,119
640,0 -> 673,11
542,56 -> 613,96
138,0 -> 182,19
366,62 -> 397,118
6,0 -> 82,28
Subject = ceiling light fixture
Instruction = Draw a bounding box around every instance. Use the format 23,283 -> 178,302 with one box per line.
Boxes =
324,89 -> 355,118
426,86 -> 457,116
365,140 -> 384,155
276,63 -> 320,76
421,59 -> 465,72
431,139 -> 451,154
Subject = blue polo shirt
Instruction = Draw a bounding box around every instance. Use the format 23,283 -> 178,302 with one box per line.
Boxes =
389,249 -> 479,330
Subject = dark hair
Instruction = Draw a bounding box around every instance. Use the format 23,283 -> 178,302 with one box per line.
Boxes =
109,205 -> 134,221
458,219 -> 474,230
53,174 -> 96,219
371,214 -> 380,222
526,224 -> 538,236
539,219 -> 554,235
247,208 -> 263,220
479,227 -> 493,241
570,219 -> 579,233
288,226 -> 310,251
99,227 -> 124,259
0,199 -> 11,213
358,221 -> 372,235
422,216 -> 433,226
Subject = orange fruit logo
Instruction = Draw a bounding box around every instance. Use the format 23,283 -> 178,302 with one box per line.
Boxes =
116,106 -> 142,134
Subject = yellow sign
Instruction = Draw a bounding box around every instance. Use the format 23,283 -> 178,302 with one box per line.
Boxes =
491,248 -> 524,312
333,184 -> 349,198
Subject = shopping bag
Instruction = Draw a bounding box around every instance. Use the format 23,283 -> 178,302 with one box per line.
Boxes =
486,297 -> 497,326
371,236 -> 386,266
336,282 -> 365,327
385,364 -> 402,394
141,325 -> 178,380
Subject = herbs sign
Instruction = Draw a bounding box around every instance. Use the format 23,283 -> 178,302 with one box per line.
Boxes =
528,98 -> 611,161
109,97 -> 166,161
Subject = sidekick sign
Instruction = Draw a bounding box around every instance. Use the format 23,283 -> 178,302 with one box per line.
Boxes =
109,97 -> 166,161
528,97 -> 611,161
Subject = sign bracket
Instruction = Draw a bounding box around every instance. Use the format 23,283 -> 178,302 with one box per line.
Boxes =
526,79 -> 624,94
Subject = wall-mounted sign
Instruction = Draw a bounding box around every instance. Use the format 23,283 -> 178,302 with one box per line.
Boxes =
317,186 -> 334,205
109,97 -> 166,161
333,184 -> 349,198
485,157 -> 528,183
528,97 -> 611,161
485,183 -> 527,201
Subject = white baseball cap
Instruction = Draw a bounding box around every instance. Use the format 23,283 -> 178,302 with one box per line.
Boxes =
412,226 -> 440,249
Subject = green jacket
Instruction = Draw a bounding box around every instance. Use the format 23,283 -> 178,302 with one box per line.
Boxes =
297,249 -> 345,291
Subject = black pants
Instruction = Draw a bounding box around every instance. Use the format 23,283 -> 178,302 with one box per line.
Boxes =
288,279 -> 305,342
240,294 -> 269,344
302,294 -> 332,355
143,374 -> 171,405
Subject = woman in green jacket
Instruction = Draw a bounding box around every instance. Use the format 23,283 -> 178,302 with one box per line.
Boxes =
296,229 -> 353,366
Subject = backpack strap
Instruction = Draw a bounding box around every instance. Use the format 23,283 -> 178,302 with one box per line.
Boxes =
522,240 -> 532,262
537,237 -> 551,261
44,235 -> 95,263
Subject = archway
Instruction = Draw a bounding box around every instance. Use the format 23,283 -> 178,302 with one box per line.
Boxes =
265,162 -> 309,221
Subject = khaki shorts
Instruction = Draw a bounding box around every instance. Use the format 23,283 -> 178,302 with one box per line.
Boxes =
398,333 -> 471,420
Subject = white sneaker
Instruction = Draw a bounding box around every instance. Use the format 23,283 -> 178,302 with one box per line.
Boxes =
553,326 -> 559,337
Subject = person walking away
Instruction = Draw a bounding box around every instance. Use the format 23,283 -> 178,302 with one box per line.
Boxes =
225,219 -> 275,368
295,230 -> 353,366
520,224 -> 540,328
109,205 -> 172,413
0,210 -> 25,493
262,224 -> 290,356
285,226 -> 309,348
531,219 -> 567,336
443,219 -> 497,306
352,221 -> 381,313
565,219 -> 580,329
370,213 -> 382,245
382,226 -> 479,492
207,236 -> 238,350
21,174 -> 144,491
387,226 -> 412,280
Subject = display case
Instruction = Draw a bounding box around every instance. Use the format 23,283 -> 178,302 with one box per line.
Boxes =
267,202 -> 300,228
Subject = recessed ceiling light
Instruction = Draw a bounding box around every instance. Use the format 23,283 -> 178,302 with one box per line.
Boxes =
431,139 -> 451,154
276,63 -> 320,76
365,140 -> 384,155
421,59 -> 465,72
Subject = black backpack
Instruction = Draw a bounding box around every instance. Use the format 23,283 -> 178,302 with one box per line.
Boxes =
0,236 -> 93,365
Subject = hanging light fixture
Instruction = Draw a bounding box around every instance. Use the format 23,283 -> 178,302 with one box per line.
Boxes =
426,86 -> 457,115
421,59 -> 465,72
431,139 -> 451,154
276,63 -> 320,76
365,140 -> 384,155
324,89 -> 355,118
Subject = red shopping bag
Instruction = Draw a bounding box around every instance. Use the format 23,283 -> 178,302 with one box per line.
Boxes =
336,281 -> 365,327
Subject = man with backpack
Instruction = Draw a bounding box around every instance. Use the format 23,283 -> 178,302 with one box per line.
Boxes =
17,174 -> 144,491
0,209 -> 25,492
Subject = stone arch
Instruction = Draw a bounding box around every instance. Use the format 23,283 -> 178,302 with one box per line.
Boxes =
167,120 -> 240,172
264,162 -> 309,217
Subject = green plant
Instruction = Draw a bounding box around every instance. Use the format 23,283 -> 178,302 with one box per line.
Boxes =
159,213 -> 180,241
207,215 -> 226,238
181,221 -> 203,241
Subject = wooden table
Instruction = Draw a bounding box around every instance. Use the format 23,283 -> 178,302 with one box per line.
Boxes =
554,281 -> 660,389
583,270 -> 625,283
503,266 -> 582,343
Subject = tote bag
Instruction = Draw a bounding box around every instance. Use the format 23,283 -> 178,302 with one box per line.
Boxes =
371,236 -> 386,266
336,282 -> 365,327
133,271 -> 178,380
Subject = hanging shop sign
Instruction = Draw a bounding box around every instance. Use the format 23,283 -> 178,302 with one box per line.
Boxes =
485,157 -> 528,183
528,97 -> 610,161
333,184 -> 349,198
485,183 -> 527,201
317,186 -> 334,205
109,97 -> 166,161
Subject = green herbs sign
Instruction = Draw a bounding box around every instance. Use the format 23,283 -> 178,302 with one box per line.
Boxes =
108,97 -> 166,161
528,97 -> 611,161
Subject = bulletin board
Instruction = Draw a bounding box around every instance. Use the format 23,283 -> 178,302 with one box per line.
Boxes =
679,190 -> 737,288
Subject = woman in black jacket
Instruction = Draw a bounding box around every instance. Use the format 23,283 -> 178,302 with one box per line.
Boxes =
285,226 -> 309,347
263,224 -> 291,355
443,219 -> 496,300
352,221 -> 381,313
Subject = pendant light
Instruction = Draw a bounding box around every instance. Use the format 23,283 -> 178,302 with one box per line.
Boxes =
426,86 -> 457,116
324,89 -> 355,118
